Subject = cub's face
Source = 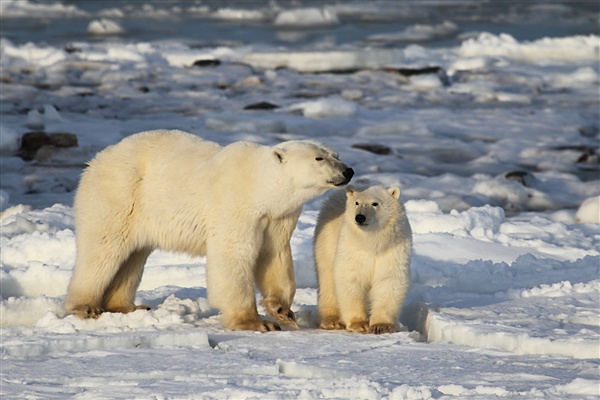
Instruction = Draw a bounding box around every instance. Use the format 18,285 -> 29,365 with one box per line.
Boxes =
273,140 -> 354,191
345,185 -> 400,230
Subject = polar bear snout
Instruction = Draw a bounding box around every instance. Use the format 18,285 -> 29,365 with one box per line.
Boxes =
343,167 -> 354,181
333,167 -> 354,186
355,214 -> 367,225
328,166 -> 354,186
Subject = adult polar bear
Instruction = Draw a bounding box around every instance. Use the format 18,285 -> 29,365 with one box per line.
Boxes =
65,129 -> 354,331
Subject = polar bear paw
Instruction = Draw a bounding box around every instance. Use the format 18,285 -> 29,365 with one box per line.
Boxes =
368,323 -> 396,335
319,316 -> 345,330
70,304 -> 104,319
231,318 -> 282,332
261,298 -> 298,329
347,320 -> 369,333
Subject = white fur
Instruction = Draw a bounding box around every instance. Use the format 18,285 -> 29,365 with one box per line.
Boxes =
314,185 -> 412,334
65,129 -> 353,331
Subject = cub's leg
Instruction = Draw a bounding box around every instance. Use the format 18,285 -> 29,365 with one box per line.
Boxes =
335,263 -> 369,333
368,263 -> 409,334
102,248 -> 153,313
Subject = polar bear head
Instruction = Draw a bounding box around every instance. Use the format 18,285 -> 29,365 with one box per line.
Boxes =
345,185 -> 401,230
273,140 -> 354,193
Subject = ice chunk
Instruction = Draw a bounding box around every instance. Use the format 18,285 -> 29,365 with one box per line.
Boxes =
576,196 -> 600,223
274,7 -> 339,28
87,19 -> 125,36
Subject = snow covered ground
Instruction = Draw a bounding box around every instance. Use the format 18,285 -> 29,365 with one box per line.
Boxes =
1,1 -> 599,398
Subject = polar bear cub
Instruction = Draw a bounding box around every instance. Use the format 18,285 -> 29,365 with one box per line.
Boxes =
65,129 -> 354,332
314,185 -> 412,334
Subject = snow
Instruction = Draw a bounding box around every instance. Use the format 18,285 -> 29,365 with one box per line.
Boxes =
87,19 -> 126,36
577,196 -> 600,223
458,33 -> 599,63
274,7 -> 340,28
1,1 -> 599,399
0,0 -> 88,18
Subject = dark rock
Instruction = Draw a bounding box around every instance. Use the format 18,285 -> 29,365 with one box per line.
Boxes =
19,132 -> 52,160
553,145 -> 597,164
19,132 -> 78,160
352,143 -> 392,156
391,66 -> 443,76
64,44 -> 82,54
383,66 -> 450,86
505,171 -> 535,187
192,59 -> 221,67
139,86 -> 150,93
49,133 -> 78,148
244,101 -> 279,110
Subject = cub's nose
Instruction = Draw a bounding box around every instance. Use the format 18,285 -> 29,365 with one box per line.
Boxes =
355,214 -> 366,224
343,167 -> 354,181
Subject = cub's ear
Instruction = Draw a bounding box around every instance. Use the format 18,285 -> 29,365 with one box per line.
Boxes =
345,185 -> 356,198
273,148 -> 285,163
388,186 -> 401,199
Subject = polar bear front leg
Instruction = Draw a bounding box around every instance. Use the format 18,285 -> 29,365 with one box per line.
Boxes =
335,265 -> 369,333
368,260 -> 410,334
206,241 -> 280,332
255,243 -> 298,329
316,257 -> 345,330
255,214 -> 300,328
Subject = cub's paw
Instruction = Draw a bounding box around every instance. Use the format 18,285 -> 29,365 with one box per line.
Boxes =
320,316 -> 345,330
368,323 -> 396,335
70,304 -> 104,319
347,320 -> 369,333
261,299 -> 298,329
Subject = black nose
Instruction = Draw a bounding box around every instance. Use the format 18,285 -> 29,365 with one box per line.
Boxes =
355,214 -> 366,224
343,167 -> 354,180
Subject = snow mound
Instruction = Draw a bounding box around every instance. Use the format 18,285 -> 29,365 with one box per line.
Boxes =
213,8 -> 270,22
459,33 -> 600,63
288,96 -> 358,118
0,0 -> 88,18
242,49 -> 402,72
576,196 -> 600,223
87,19 -> 126,36
274,7 -> 339,28
0,125 -> 20,155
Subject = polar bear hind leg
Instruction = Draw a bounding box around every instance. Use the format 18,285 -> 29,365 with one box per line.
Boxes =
102,247 -> 153,313
65,238 -> 137,318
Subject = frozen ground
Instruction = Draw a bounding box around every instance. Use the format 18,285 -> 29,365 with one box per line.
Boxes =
1,1 -> 599,399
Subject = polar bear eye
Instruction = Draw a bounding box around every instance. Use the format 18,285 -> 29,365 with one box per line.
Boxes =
372,202 -> 379,207
355,202 -> 359,206
315,157 -> 324,161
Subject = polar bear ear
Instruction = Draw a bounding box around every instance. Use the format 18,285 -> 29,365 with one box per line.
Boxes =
388,186 -> 401,199
345,185 -> 356,198
273,149 -> 286,163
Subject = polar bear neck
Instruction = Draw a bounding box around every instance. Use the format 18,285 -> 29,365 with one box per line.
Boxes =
253,173 -> 319,219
